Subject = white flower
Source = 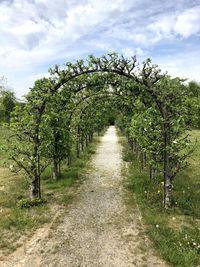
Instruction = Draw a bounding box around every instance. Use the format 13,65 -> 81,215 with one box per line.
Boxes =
9,164 -> 14,171
156,224 -> 159,228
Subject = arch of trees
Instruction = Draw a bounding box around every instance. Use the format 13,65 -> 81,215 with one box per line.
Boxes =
6,53 -> 193,208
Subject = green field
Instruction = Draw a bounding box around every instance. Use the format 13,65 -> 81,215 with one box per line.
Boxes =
122,129 -> 200,267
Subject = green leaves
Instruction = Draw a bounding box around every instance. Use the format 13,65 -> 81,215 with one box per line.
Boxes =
3,53 -> 196,206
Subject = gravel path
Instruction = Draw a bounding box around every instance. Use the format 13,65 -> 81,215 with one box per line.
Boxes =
2,126 -> 168,267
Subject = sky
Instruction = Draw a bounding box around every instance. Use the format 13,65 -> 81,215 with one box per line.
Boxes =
0,0 -> 200,98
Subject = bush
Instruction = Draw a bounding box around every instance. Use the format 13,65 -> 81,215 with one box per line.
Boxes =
17,198 -> 47,209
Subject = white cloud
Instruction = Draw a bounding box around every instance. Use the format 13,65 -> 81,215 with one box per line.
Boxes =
174,6 -> 200,37
154,49 -> 200,82
122,47 -> 144,58
12,72 -> 49,100
147,5 -> 200,40
0,0 -> 200,97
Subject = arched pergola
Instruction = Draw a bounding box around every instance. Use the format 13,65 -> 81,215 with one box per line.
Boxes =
10,53 -> 189,208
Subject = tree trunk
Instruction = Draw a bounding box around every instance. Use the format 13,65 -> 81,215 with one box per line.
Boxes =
140,152 -> 144,169
150,166 -> 152,181
76,140 -> 80,158
85,136 -> 89,147
52,160 -> 60,180
81,139 -> 85,152
76,125 -> 81,158
144,152 -> 147,167
67,155 -> 72,166
163,122 -> 172,208
89,133 -> 93,143
150,166 -> 156,182
58,160 -> 61,178
31,178 -> 39,199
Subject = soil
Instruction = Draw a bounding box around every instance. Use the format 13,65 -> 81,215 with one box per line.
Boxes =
1,126 -> 168,267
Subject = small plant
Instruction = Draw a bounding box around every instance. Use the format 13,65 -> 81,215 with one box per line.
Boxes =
122,149 -> 135,162
17,198 -> 47,209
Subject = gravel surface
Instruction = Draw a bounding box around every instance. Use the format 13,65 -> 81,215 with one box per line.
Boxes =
1,126 -> 168,267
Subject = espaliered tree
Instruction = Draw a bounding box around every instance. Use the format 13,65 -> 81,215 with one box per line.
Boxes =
7,53 -> 192,208
7,78 -> 52,198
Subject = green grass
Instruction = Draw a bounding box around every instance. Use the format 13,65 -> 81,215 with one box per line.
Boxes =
0,168 -> 50,254
121,130 -> 200,267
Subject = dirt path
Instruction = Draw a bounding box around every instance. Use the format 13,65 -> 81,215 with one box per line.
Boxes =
2,126 -> 168,267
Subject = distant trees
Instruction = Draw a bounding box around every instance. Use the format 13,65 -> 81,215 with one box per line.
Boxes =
0,76 -> 16,124
185,81 -> 200,128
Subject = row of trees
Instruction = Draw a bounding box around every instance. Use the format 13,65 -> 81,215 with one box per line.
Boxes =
2,53 -> 200,208
7,77 -> 117,198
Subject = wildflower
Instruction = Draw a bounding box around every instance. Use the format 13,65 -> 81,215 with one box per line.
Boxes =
185,234 -> 188,239
9,164 -> 14,171
172,217 -> 176,221
193,242 -> 197,246
156,224 -> 159,228
161,181 -> 164,185
157,190 -> 160,193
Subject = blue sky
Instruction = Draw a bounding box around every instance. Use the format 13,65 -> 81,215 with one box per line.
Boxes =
0,0 -> 200,98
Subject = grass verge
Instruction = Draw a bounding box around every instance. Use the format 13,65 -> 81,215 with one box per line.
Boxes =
120,130 -> 200,267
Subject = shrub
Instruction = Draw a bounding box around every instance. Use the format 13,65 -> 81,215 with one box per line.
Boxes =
17,198 -> 47,209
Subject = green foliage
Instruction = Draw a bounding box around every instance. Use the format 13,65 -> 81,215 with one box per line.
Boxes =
0,77 -> 16,124
17,198 -> 47,209
185,81 -> 200,128
4,53 -> 197,208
